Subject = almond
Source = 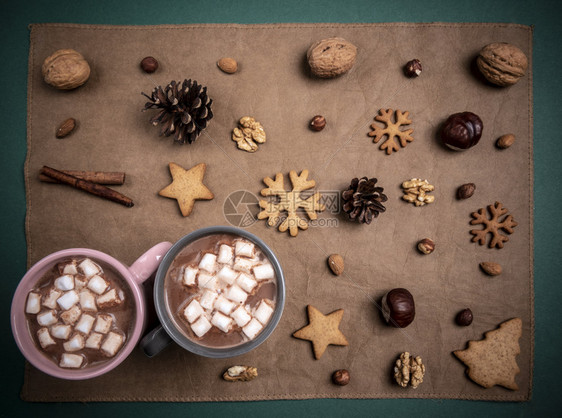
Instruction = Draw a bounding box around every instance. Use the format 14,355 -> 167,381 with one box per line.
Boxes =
56,118 -> 76,138
480,262 -> 502,276
328,254 -> 344,276
496,134 -> 515,149
217,57 -> 238,74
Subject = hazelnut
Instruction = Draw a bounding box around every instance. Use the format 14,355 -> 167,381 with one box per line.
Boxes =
42,49 -> 90,90
404,59 -> 422,77
417,238 -> 435,255
477,42 -> 528,86
381,288 -> 415,328
455,308 -> 473,326
140,56 -> 158,73
310,115 -> 326,131
440,112 -> 483,151
457,183 -> 476,200
332,369 -> 350,386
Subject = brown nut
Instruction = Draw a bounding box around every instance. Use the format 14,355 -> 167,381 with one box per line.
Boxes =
455,308 -> 473,326
496,134 -> 515,149
332,369 -> 350,386
56,118 -> 76,138
417,238 -> 435,255
477,42 -> 528,86
217,57 -> 238,74
42,49 -> 90,90
381,288 -> 415,328
480,261 -> 502,276
310,115 -> 326,131
307,37 -> 357,78
457,183 -> 476,200
140,56 -> 158,73
441,112 -> 483,151
404,59 -> 422,77
328,254 -> 344,276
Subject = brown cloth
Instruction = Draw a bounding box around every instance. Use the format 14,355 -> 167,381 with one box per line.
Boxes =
23,23 -> 533,402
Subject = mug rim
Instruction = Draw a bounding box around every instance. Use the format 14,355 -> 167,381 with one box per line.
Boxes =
11,248 -> 145,380
153,226 -> 285,358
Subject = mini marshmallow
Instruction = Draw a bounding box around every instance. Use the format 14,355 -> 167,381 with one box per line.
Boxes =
242,318 -> 263,340
94,314 -> 113,334
51,324 -> 72,340
198,273 -> 218,291
214,295 -> 236,315
57,290 -> 79,311
87,275 -> 108,295
198,253 -> 217,273
101,332 -> 125,357
236,273 -> 257,293
79,289 -> 97,312
235,240 -> 255,258
59,353 -> 84,368
183,299 -> 204,324
253,263 -> 275,281
182,266 -> 199,286
75,313 -> 96,335
225,284 -> 248,304
42,288 -> 62,309
25,292 -> 41,314
79,258 -> 100,278
216,266 -> 238,285
191,316 -> 212,338
217,244 -> 234,264
199,290 -> 218,311
62,263 -> 78,275
61,305 -> 82,325
97,289 -> 122,309
37,310 -> 58,326
254,299 -> 275,325
211,311 -> 232,333
85,332 -> 103,349
230,305 -> 252,327
63,333 -> 85,352
37,327 -> 56,348
74,275 -> 88,290
233,256 -> 257,273
54,274 -> 75,291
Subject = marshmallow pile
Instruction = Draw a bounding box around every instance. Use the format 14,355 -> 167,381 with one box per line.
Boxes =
179,238 -> 276,341
25,258 -> 127,369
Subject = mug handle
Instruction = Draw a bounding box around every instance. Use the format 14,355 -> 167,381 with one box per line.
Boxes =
128,241 -> 173,285
140,325 -> 173,357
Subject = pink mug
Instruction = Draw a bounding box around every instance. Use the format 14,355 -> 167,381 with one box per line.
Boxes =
11,242 -> 172,380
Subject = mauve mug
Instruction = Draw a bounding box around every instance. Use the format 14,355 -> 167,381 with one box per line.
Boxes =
140,226 -> 285,359
11,242 -> 172,380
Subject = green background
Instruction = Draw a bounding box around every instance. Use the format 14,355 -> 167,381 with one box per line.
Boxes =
1,0 -> 561,416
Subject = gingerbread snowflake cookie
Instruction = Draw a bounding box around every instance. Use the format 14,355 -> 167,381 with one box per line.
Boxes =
470,201 -> 517,249
368,109 -> 414,155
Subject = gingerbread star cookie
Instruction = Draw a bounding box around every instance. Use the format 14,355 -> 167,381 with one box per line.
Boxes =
158,162 -> 214,216
292,305 -> 348,359
453,317 -> 522,390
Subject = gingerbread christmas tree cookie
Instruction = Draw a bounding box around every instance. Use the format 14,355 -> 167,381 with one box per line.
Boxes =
158,162 -> 214,216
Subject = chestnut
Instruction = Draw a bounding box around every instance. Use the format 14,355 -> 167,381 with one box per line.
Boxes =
440,112 -> 483,151
381,288 -> 415,328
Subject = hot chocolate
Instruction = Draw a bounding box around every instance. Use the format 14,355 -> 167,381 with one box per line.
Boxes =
164,233 -> 277,348
25,257 -> 134,369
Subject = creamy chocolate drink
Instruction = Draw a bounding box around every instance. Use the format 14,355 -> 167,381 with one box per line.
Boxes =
164,233 -> 277,348
24,257 -> 134,369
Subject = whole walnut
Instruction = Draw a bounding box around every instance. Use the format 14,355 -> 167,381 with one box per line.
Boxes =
42,49 -> 91,90
307,37 -> 357,78
476,42 -> 528,87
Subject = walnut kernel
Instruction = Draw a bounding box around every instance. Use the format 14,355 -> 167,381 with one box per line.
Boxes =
393,352 -> 425,389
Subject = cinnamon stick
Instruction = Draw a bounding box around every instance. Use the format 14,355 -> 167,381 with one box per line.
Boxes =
40,166 -> 134,208
39,170 -> 125,185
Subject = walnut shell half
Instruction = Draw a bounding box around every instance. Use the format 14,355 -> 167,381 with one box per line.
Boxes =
476,42 -> 528,87
306,37 -> 357,78
42,49 -> 91,90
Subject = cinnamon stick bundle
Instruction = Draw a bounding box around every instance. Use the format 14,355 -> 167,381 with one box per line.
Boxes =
40,166 -> 134,208
39,170 -> 125,185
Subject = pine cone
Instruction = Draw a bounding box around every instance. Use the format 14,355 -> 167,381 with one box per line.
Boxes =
142,79 -> 213,144
342,177 -> 387,224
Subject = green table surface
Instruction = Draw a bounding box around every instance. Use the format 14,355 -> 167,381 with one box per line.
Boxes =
2,0 -> 561,416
